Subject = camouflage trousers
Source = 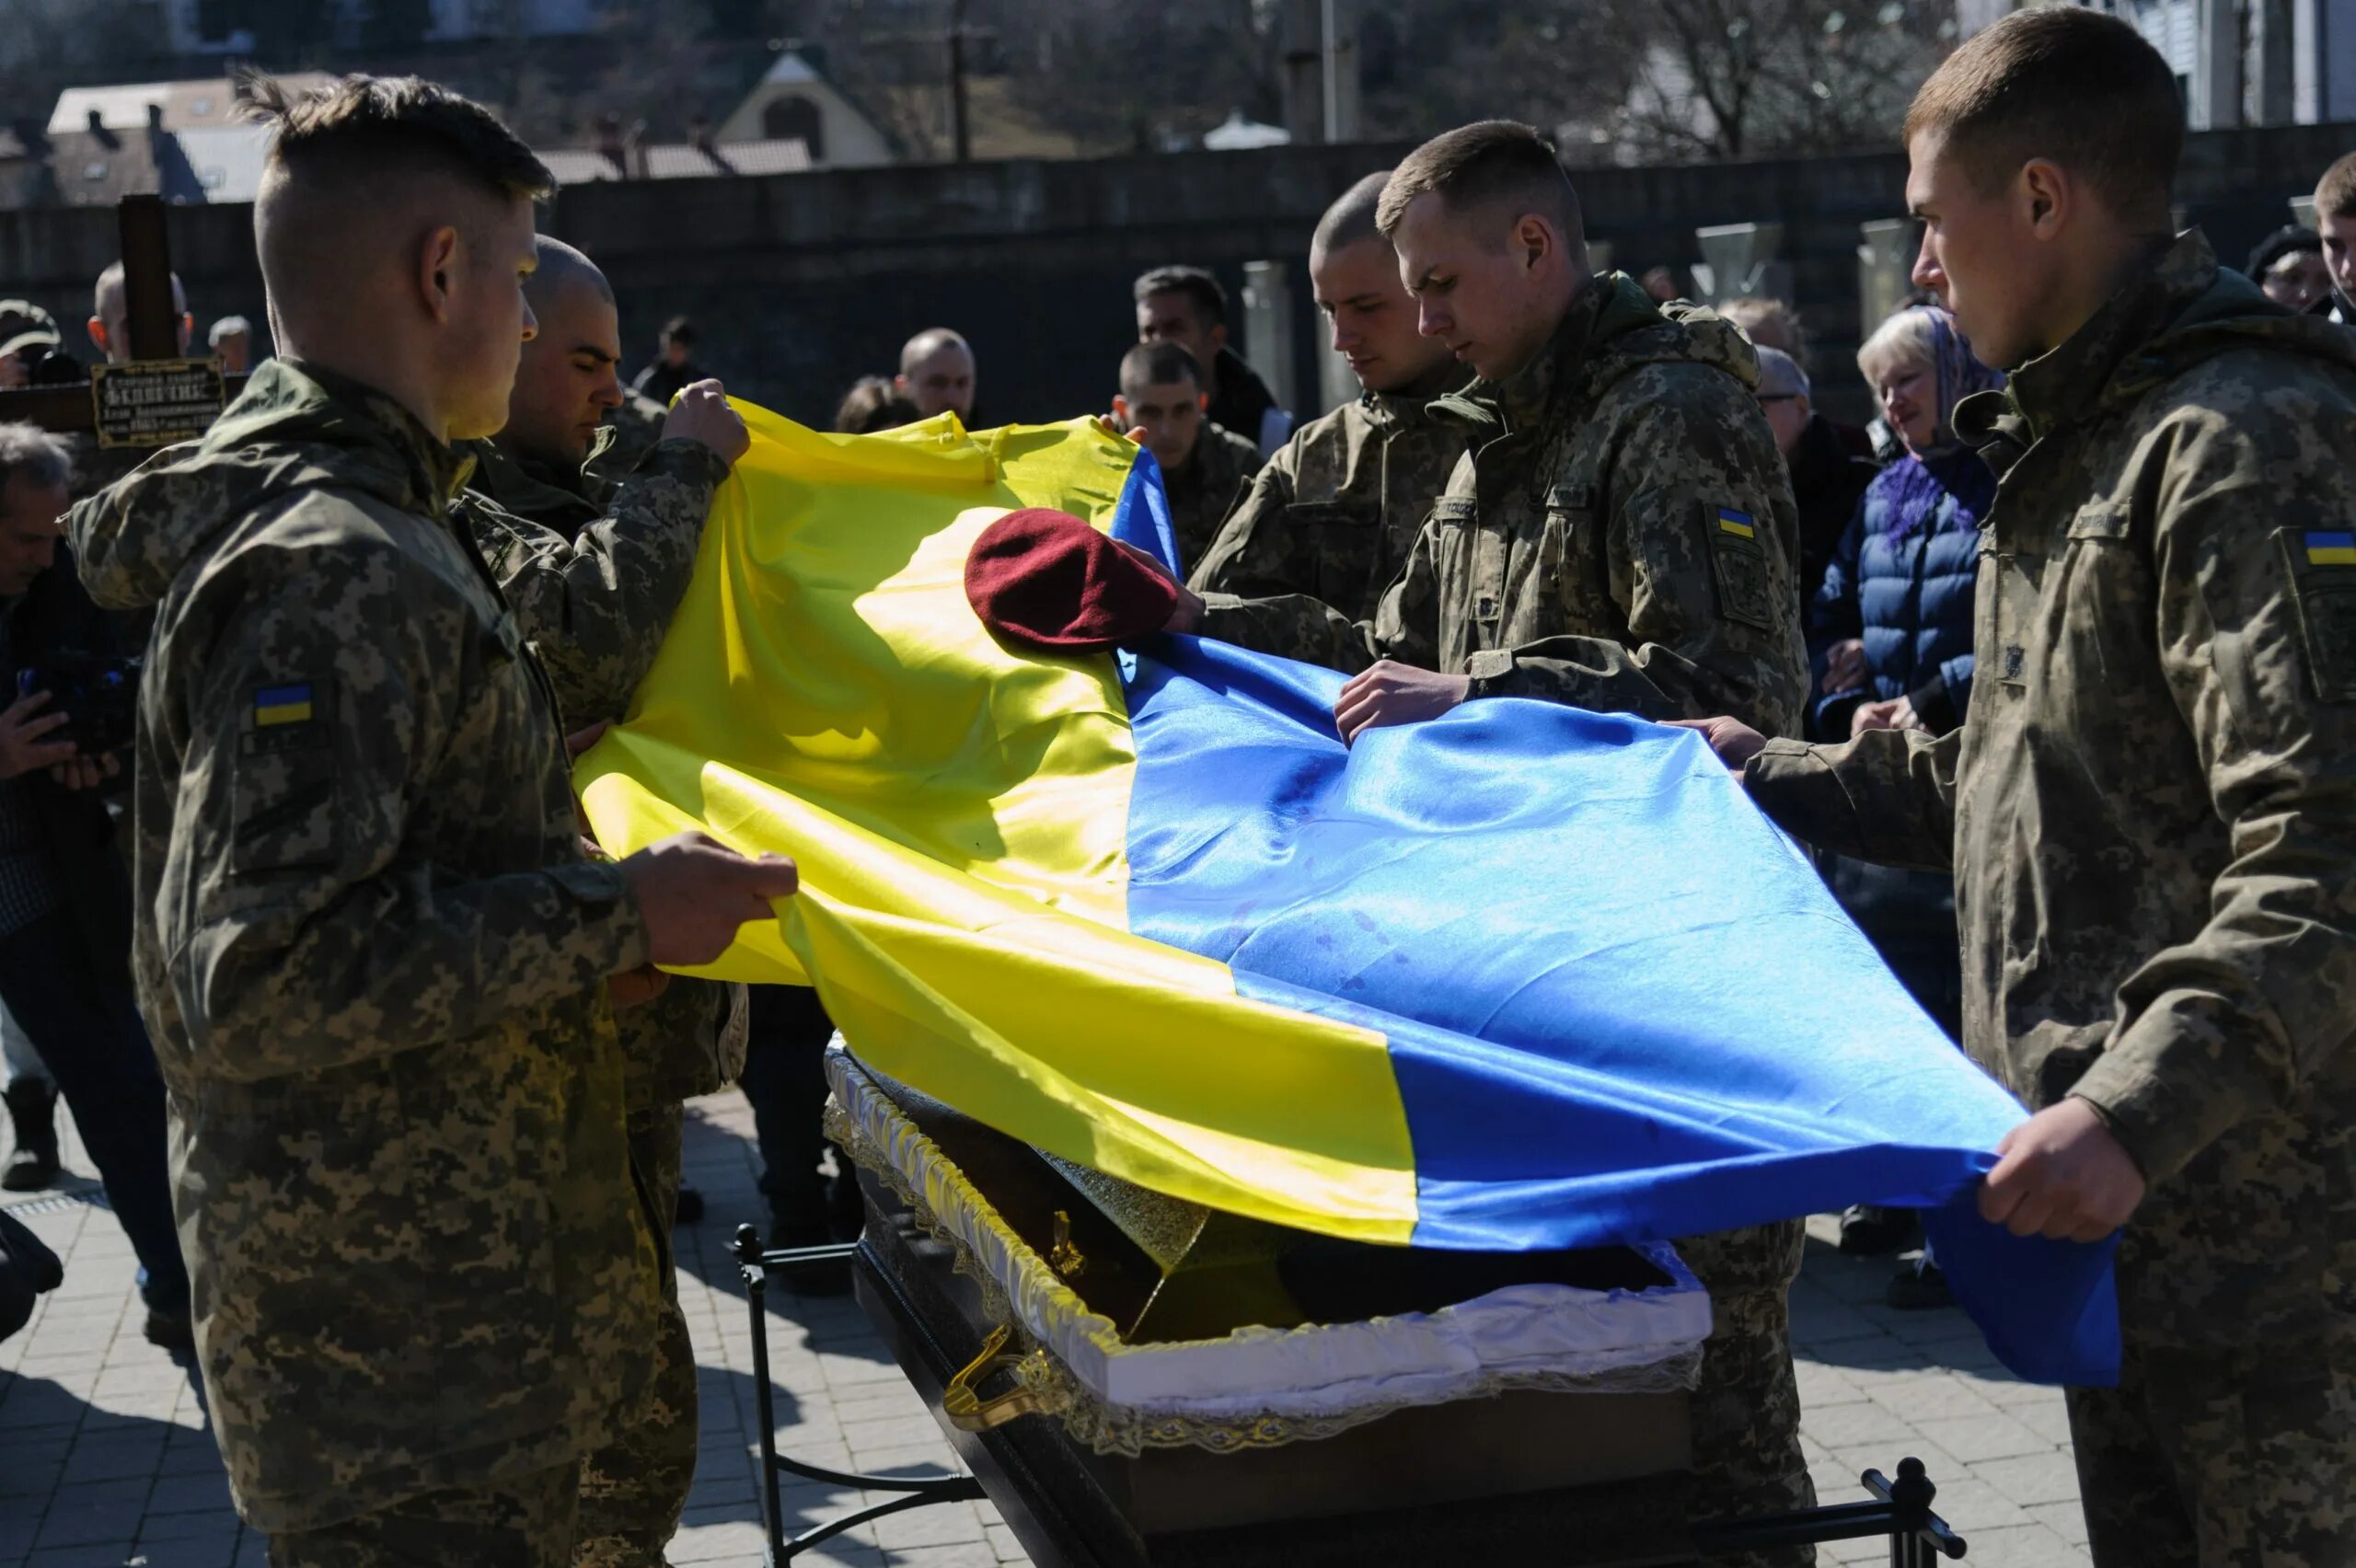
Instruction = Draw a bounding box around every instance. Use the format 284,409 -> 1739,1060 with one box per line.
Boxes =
268,1461 -> 578,1566
2067,1333 -> 2356,1567
575,1103 -> 698,1568
1679,1219 -> 1815,1568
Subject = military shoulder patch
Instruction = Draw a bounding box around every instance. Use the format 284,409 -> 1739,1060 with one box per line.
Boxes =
2275,528 -> 2356,702
2304,529 -> 2356,568
1703,502 -> 1775,632
242,678 -> 332,756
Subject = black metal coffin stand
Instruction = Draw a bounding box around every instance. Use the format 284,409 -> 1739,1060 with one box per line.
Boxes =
734,1223 -> 1968,1568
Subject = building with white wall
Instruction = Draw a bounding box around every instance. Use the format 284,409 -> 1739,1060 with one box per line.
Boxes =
1962,0 -> 2356,126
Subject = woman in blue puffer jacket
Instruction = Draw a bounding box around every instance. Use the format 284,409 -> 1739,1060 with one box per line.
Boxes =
1810,304 -> 2001,743
1809,304 -> 2001,1296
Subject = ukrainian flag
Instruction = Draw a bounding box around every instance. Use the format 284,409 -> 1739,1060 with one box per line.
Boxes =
577,404 -> 2119,1387
2306,529 -> 2356,566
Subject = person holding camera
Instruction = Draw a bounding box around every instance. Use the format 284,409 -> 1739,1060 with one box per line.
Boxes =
0,420 -> 190,1346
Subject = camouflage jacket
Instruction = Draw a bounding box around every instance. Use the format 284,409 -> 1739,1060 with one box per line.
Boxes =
454,433 -> 747,1108
66,359 -> 662,1529
1199,273 -> 1808,737
1188,363 -> 1472,635
1746,234 -> 2356,1350
1162,420 -> 1265,573
588,386 -> 671,490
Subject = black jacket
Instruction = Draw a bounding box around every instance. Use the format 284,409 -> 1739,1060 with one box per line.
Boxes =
1785,412 -> 1878,605
6,548 -> 135,984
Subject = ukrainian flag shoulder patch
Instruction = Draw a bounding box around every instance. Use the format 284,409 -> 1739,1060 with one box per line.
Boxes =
253,682 -> 315,728
1716,507 -> 1757,540
2305,530 -> 2356,567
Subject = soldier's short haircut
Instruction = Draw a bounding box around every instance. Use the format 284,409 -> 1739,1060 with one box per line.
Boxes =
1133,267 -> 1228,329
1375,121 -> 1585,258
246,72 -> 553,203
0,422 -> 74,494
2317,152 -> 2356,219
1311,171 -> 1393,259
528,236 -> 614,307
899,328 -> 971,375
209,316 -> 251,344
1903,7 -> 2180,227
1120,340 -> 1203,393
663,317 -> 695,343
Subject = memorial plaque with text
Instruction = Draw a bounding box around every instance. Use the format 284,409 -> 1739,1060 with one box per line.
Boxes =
91,358 -> 227,448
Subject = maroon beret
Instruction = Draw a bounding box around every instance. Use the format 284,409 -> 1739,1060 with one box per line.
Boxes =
964,508 -> 1177,655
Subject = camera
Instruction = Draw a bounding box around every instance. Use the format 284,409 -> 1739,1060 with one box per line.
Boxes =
15,651 -> 141,757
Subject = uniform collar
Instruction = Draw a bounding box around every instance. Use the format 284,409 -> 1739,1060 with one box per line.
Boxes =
278,358 -> 476,514
1961,232 -> 2216,452
1367,361 -> 1474,428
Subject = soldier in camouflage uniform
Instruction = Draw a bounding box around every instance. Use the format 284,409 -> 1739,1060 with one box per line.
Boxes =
1692,14 -> 2356,1561
1175,124 -> 1814,1560
450,236 -> 751,1568
1114,340 -> 1263,571
1189,170 -> 1472,634
589,386 -> 670,491
64,75 -> 795,1563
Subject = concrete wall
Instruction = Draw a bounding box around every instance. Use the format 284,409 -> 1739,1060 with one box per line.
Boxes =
0,120 -> 2348,432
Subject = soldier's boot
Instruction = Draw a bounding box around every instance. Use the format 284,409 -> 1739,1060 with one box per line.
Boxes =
2,1079 -> 60,1193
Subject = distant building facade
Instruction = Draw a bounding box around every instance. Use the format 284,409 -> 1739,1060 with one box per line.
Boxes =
1961,0 -> 2356,127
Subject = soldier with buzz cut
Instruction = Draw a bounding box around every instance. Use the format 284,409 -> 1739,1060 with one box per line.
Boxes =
1165,121 -> 1814,1564
1681,9 -> 2356,1562
450,234 -> 752,1568
65,73 -> 798,1562
1189,168 -> 1472,637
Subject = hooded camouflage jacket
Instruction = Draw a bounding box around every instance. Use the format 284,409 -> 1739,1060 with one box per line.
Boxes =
1189,363 -> 1472,635
454,432 -> 747,1109
67,359 -> 662,1528
1746,234 -> 2356,1349
1162,419 -> 1265,572
1199,273 -> 1807,737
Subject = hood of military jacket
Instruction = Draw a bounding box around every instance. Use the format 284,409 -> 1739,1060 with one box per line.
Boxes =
68,357 -> 474,614
1958,230 -> 2356,471
1433,271 -> 1761,437
459,432 -> 608,532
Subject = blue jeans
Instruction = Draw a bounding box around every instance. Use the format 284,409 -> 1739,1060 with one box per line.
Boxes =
0,908 -> 189,1314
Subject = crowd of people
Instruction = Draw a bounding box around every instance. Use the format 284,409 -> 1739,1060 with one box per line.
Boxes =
0,6 -> 2351,1565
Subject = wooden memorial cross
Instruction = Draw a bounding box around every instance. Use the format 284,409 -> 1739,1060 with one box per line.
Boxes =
0,193 -> 245,445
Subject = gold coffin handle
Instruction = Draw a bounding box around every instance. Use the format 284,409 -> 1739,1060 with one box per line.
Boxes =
941,1323 -> 1049,1432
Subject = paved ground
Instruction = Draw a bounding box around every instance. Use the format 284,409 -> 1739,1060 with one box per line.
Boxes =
2,1091 -> 2094,1567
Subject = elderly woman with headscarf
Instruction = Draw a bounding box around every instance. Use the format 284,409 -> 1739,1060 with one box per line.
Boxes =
1812,304 -> 2003,744
1807,304 -> 2002,1294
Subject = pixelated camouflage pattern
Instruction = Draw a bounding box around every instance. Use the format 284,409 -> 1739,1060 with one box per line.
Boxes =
1746,235 -> 2356,1361
455,433 -> 746,1110
1162,419 -> 1264,573
65,358 -> 663,1533
1685,1264 -> 1816,1567
1187,364 -> 1472,640
1197,273 -> 1808,738
2067,1335 -> 2356,1566
267,1459 -> 581,1567
588,387 -> 671,490
574,1104 -> 698,1568
455,434 -> 727,729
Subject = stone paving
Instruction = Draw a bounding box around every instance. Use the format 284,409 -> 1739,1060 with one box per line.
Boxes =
3,1090 -> 2093,1567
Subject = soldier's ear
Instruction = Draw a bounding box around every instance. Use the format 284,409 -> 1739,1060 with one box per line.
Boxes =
1196,392 -> 1209,413
1112,395 -> 1131,423
419,225 -> 462,322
